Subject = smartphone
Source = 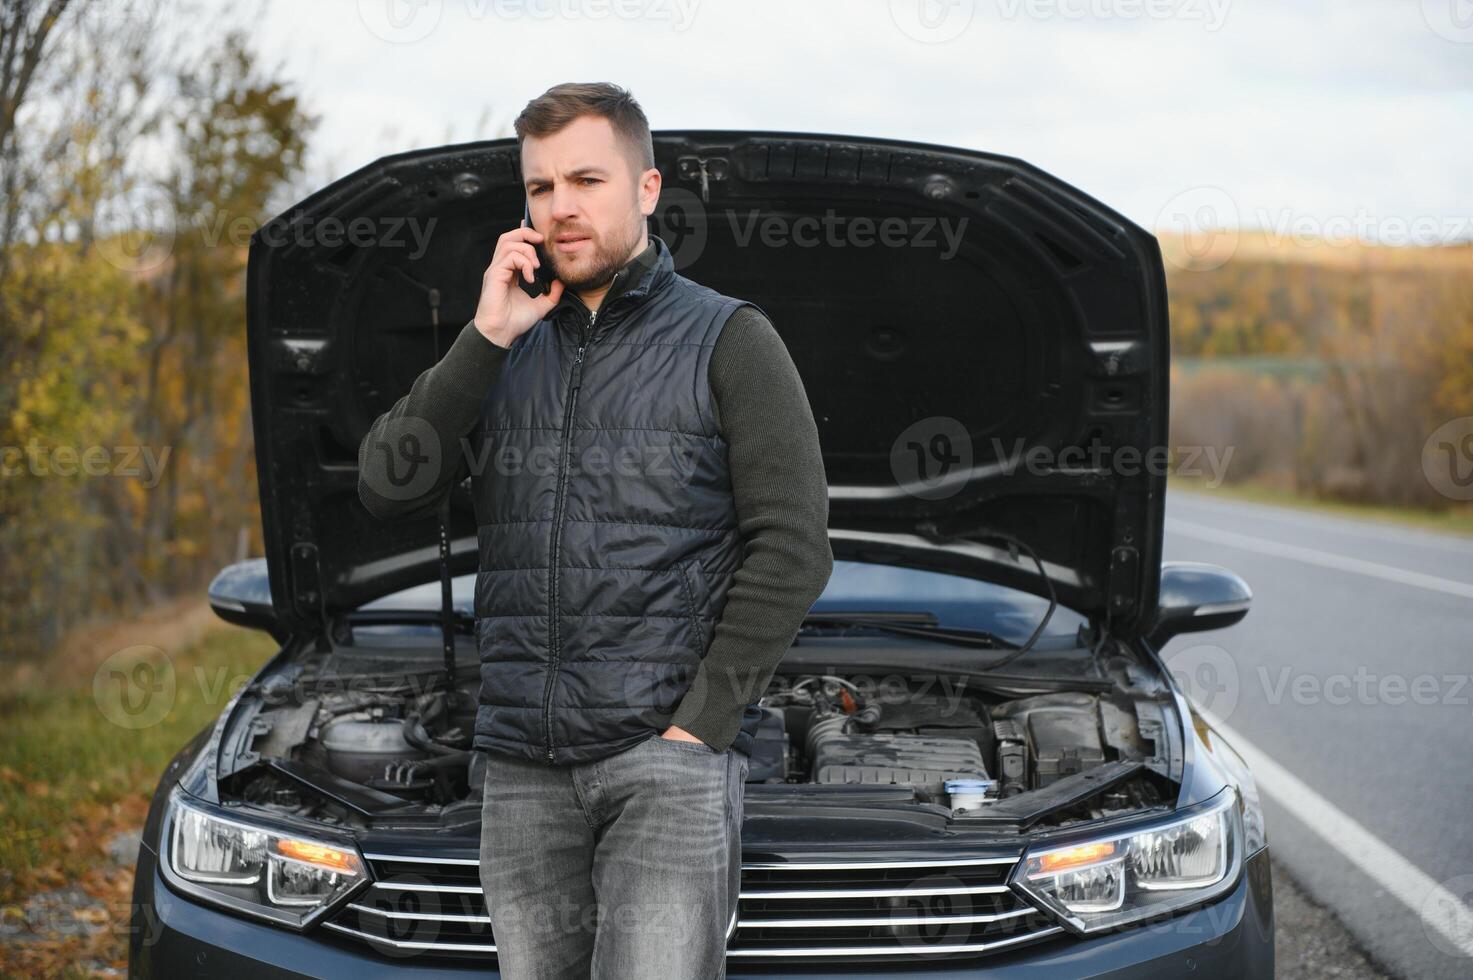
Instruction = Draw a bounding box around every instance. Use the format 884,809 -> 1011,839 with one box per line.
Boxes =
518,200 -> 557,298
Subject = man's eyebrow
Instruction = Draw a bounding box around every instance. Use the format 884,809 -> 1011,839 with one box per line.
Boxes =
525,166 -> 610,189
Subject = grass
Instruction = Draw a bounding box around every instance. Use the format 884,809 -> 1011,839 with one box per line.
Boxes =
0,616 -> 275,977
1167,473 -> 1473,540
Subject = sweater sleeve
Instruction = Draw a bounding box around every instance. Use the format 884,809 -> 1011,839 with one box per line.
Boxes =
667,306 -> 834,751
358,318 -> 510,523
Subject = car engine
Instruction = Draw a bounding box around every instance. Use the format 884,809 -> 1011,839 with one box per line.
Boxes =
227,666 -> 1171,825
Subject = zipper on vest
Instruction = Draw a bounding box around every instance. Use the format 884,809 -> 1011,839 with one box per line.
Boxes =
541,292 -> 606,764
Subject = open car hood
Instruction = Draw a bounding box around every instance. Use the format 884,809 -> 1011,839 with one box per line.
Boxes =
245,130 -> 1168,640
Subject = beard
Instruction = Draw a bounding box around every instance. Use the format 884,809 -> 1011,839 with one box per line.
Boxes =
549,218 -> 645,293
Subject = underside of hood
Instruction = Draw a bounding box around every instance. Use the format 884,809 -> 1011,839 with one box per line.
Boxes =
245,130 -> 1168,640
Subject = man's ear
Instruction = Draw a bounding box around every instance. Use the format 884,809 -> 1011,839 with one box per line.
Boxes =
637,166 -> 662,218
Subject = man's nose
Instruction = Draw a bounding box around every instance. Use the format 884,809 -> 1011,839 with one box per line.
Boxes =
549,192 -> 580,226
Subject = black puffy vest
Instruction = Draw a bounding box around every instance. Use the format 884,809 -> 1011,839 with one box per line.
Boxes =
470,234 -> 762,766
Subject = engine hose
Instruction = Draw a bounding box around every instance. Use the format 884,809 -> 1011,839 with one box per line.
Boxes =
402,693 -> 461,756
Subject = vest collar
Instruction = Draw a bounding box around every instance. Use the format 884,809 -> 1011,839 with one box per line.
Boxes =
552,232 -> 676,339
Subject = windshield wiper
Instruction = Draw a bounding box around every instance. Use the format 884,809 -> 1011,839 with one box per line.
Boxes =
799,612 -> 1014,650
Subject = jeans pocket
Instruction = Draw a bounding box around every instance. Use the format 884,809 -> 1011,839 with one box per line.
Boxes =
650,733 -> 716,754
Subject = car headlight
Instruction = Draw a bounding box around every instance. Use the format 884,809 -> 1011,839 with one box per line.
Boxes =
162,789 -> 367,928
1010,787 -> 1241,933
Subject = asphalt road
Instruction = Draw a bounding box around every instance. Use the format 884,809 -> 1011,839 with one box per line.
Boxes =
1160,489 -> 1473,979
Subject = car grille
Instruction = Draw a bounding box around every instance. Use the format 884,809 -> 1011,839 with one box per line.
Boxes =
321,851 -> 1064,964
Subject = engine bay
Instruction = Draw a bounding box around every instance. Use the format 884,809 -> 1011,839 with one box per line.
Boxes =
222,660 -> 1179,832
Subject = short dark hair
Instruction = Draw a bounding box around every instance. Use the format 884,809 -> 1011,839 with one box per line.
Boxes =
514,82 -> 655,176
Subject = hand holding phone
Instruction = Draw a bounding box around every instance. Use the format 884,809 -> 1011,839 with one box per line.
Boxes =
517,201 -> 558,299
472,203 -> 564,348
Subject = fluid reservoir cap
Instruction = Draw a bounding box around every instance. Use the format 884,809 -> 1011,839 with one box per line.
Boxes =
945,779 -> 998,792
946,778 -> 999,812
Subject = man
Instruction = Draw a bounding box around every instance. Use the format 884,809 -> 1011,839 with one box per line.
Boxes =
357,82 -> 832,979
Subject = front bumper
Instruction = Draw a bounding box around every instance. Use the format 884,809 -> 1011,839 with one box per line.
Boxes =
130,842 -> 1272,978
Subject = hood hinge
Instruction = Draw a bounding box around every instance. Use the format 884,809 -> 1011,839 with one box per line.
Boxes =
676,154 -> 728,203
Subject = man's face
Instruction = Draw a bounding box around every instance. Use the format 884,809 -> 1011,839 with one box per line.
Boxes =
521,114 -> 658,293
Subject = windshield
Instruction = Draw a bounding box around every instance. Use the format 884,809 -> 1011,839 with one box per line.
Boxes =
356,559 -> 1089,649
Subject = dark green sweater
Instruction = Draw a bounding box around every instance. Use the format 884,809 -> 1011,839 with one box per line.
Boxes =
358,246 -> 833,753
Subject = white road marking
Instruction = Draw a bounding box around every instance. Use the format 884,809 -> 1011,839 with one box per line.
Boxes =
1166,518 -> 1473,600
1171,490 -> 1473,557
1201,709 -> 1473,958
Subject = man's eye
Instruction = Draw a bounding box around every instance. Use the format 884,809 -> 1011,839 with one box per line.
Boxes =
581,178 -> 601,186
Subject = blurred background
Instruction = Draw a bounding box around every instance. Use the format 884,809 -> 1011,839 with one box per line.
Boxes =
1,0 -> 1469,975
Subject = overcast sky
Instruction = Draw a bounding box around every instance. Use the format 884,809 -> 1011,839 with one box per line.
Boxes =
245,0 -> 1471,243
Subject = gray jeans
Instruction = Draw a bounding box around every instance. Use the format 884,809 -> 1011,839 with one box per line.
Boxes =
478,734 -> 749,979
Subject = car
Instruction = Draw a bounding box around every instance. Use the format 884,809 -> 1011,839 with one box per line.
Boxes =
128,130 -> 1273,978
